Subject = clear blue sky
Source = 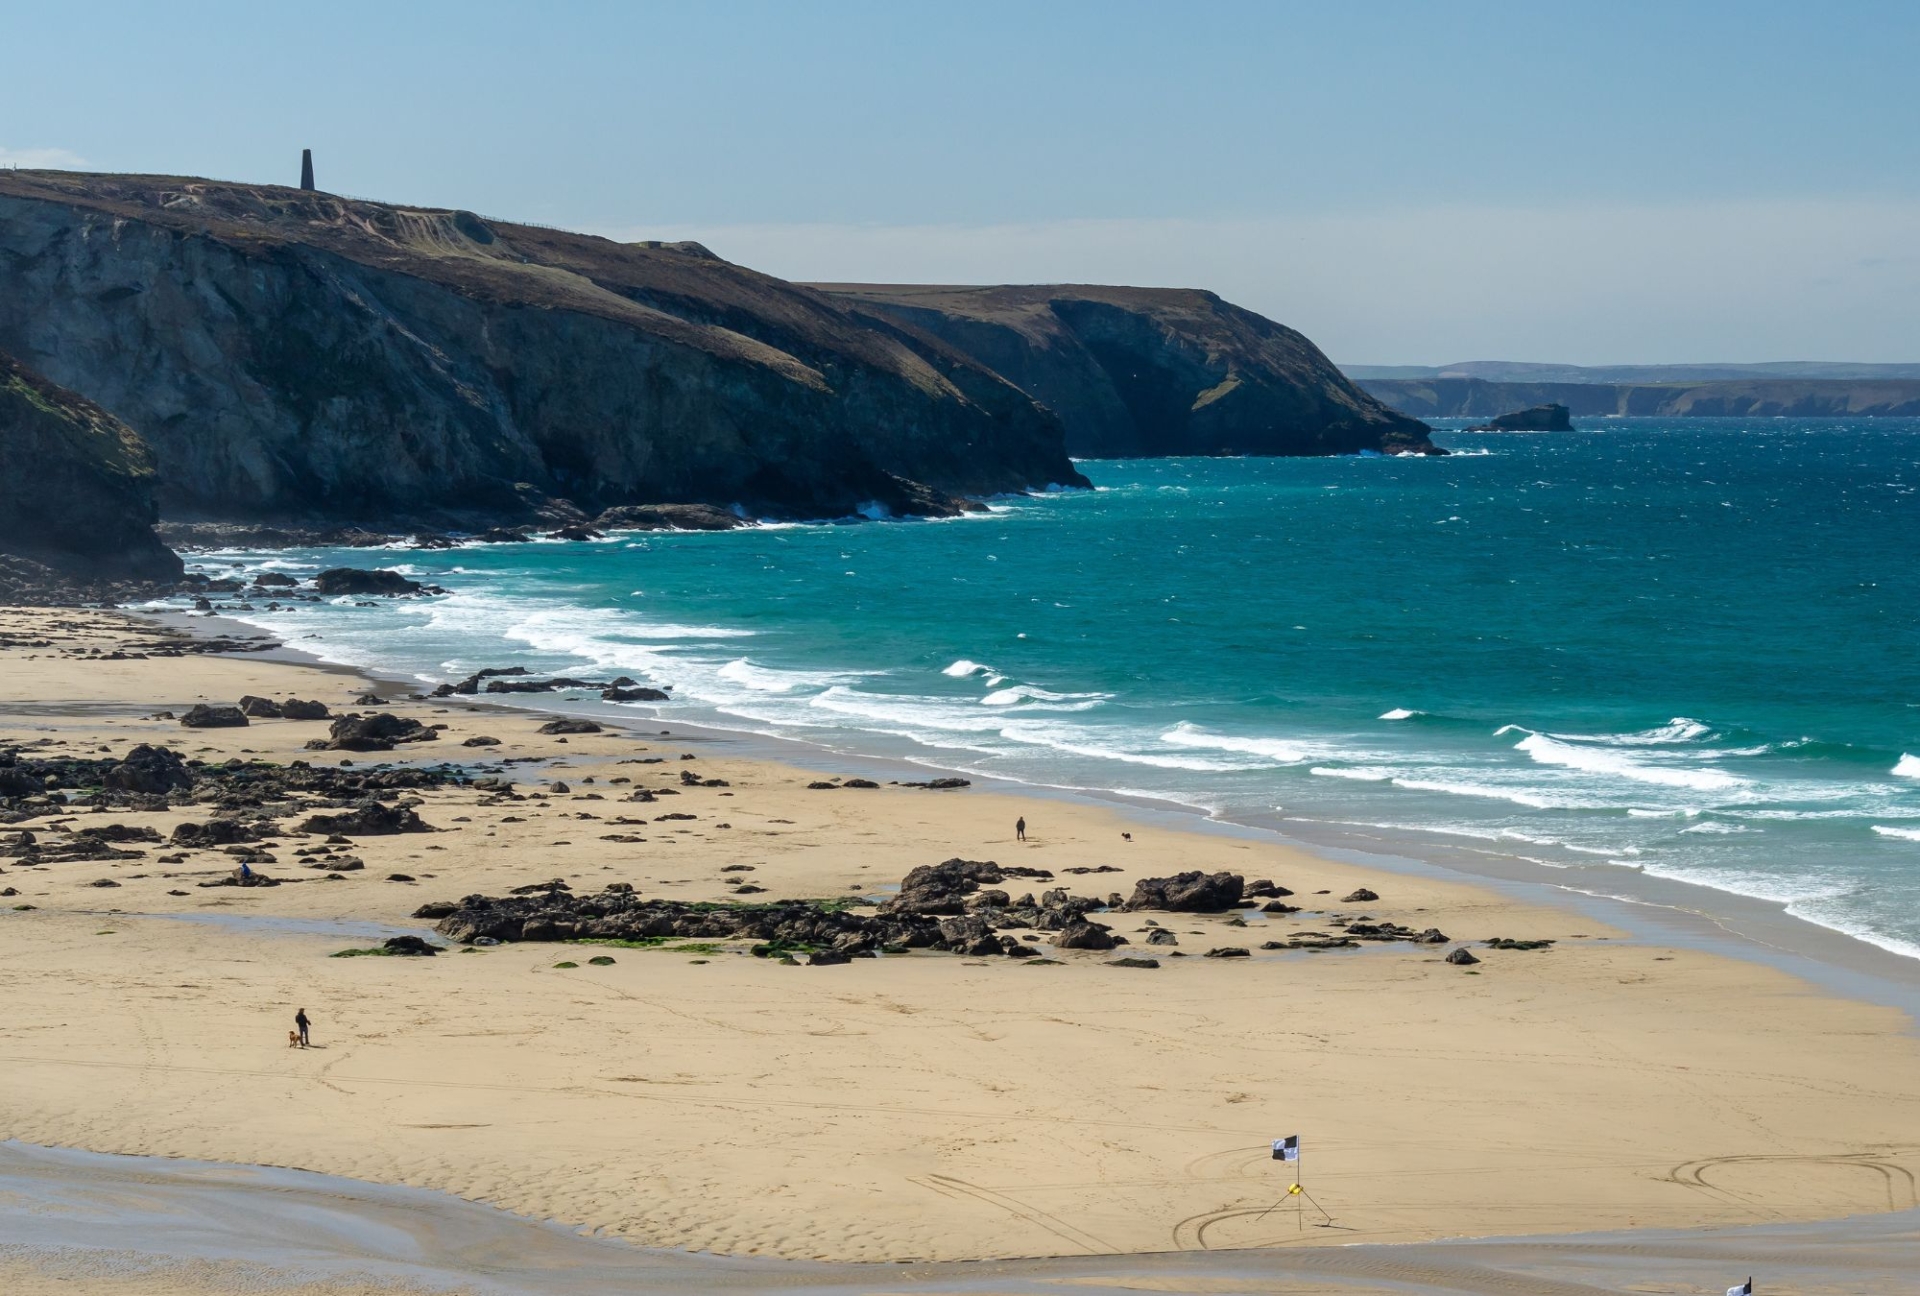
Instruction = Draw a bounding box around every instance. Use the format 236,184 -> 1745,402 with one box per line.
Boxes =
5,1 -> 1917,363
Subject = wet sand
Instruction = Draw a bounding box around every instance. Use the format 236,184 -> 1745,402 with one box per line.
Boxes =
3,1142 -> 1915,1295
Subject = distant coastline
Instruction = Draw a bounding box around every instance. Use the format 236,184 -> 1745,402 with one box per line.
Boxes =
1353,374 -> 1920,419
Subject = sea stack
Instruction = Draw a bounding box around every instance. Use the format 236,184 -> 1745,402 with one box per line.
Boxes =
1469,402 -> 1573,432
300,149 -> 315,191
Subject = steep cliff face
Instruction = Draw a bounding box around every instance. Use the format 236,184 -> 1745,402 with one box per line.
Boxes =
0,172 -> 1086,523
816,284 -> 1439,457
0,349 -> 182,582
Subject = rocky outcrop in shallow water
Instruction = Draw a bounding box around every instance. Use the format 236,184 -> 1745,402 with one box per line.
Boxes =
1469,403 -> 1573,432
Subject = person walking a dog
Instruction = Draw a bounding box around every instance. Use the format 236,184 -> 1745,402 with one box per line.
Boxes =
294,1008 -> 310,1048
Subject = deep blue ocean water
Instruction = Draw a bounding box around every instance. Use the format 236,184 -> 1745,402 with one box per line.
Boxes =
176,420 -> 1920,958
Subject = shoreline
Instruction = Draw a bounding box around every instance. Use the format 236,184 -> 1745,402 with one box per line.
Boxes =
6,602 -> 1920,1274
5,1140 -> 1917,1296
154,605 -> 1920,1023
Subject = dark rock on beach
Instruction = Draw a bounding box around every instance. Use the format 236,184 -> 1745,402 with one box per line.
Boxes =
311,713 -> 437,752
1125,871 -> 1244,912
1052,920 -> 1117,951
1445,947 -> 1481,965
428,858 -> 1091,960
298,801 -> 435,836
382,934 -> 438,956
102,744 -> 192,796
180,704 -> 249,729
537,719 -> 603,735
171,818 -> 273,847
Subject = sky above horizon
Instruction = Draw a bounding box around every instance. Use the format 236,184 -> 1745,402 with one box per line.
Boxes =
4,1 -> 1916,364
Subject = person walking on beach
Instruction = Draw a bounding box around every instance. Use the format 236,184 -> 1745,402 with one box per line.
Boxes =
294,1008 -> 310,1048
1016,816 -> 1027,842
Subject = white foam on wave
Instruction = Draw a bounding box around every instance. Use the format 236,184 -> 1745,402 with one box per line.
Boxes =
943,659 -> 991,678
1513,732 -> 1746,792
481,601 -> 757,647
1388,775 -> 1610,811
1613,717 -> 1713,745
1894,754 -> 1920,778
1637,860 -> 1851,906
1378,708 -> 1421,721
1162,722 -> 1319,764
1874,825 -> 1920,842
1002,724 -> 1258,772
716,658 -> 860,694
1309,765 -> 1392,782
1728,806 -> 1920,821
980,685 -> 1107,709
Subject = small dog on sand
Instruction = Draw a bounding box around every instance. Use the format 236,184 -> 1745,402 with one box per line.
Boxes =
288,1030 -> 302,1048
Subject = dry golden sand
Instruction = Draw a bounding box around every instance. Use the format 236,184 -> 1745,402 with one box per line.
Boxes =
1,606 -> 1918,1271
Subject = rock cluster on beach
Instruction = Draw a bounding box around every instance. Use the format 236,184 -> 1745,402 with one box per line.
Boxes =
416,860 -> 1478,966
0,741 -> 468,826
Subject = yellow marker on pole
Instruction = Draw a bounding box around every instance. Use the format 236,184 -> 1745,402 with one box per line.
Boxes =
1289,1184 -> 1302,1195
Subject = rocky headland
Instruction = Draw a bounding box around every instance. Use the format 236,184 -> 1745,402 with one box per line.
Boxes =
0,170 -> 1439,570
0,171 -> 1086,529
816,283 -> 1441,457
0,349 -> 182,600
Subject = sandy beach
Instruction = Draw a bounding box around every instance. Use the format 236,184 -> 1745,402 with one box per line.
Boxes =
3,605 -> 1919,1287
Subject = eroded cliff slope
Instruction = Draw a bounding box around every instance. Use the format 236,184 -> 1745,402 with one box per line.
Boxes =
0,348 -> 181,584
0,172 -> 1087,523
816,284 -> 1439,457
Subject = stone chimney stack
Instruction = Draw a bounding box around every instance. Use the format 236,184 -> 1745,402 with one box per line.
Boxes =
299,149 -> 315,191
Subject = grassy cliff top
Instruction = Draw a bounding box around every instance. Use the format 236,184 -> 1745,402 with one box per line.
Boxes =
0,171 -> 982,398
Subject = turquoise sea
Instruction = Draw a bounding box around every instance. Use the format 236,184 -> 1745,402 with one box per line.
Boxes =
179,420 -> 1920,959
